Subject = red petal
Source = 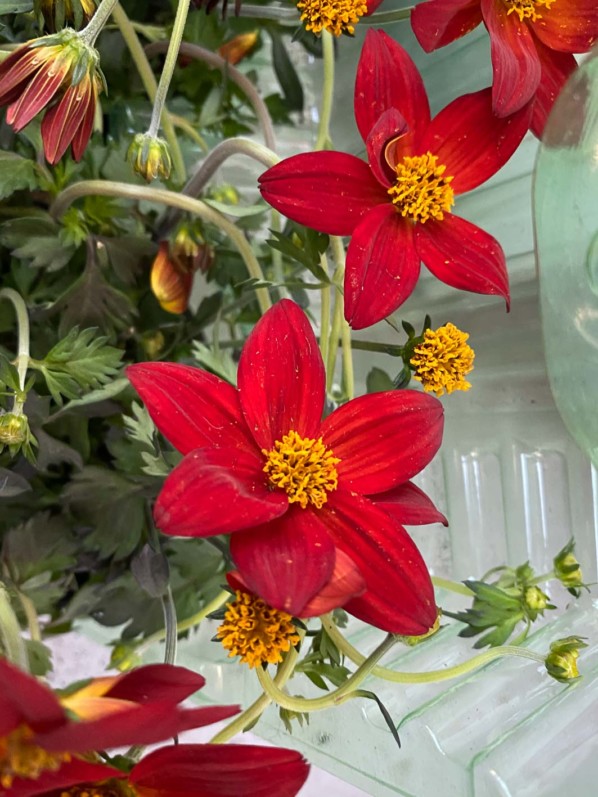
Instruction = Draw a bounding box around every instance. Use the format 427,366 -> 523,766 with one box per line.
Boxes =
365,0 -> 384,11
355,29 -> 430,145
421,87 -> 532,194
71,80 -> 97,161
154,447 -> 288,537
41,80 -> 90,164
411,0 -> 483,51
372,481 -> 448,526
0,701 -> 20,736
0,658 -> 65,733
320,491 -> 438,634
130,744 -> 309,797
531,43 -> 577,139
126,362 -> 255,456
230,506 -> 336,615
237,300 -> 325,450
534,0 -> 598,52
344,205 -> 421,330
6,760 -> 123,797
366,107 -> 408,188
103,664 -> 205,705
321,390 -> 444,494
36,702 -> 222,752
0,48 -> 44,101
300,548 -> 366,616
481,0 -> 541,115
258,152 -> 386,236
416,213 -> 510,304
6,63 -> 66,131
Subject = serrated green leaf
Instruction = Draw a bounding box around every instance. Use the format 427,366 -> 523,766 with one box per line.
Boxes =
192,341 -> 237,384
0,216 -> 75,271
0,153 -> 39,200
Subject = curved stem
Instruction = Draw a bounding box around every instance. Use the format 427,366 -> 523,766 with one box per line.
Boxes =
0,583 -> 28,671
50,181 -> 272,315
321,616 -> 544,684
145,41 -> 276,151
209,639 -> 302,744
256,634 -> 397,713
432,576 -> 475,597
237,3 -> 298,22
0,288 -> 30,408
111,3 -> 186,186
315,30 -> 334,151
16,589 -> 41,643
79,0 -> 120,44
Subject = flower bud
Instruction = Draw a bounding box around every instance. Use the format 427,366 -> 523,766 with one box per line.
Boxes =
128,134 -> 172,182
0,412 -> 28,446
218,32 -> 258,65
37,0 -> 97,32
553,540 -> 584,596
524,586 -> 548,613
545,636 -> 587,683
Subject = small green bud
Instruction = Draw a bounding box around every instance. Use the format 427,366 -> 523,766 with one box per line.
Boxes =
553,540 -> 584,596
545,636 -> 587,683
127,134 -> 172,182
0,412 -> 28,445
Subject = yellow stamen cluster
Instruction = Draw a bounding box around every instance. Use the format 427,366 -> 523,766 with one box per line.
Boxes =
504,0 -> 554,22
296,0 -> 369,36
0,726 -> 71,789
388,152 -> 455,223
263,429 -> 340,509
60,783 -> 124,797
410,323 -> 474,397
217,590 -> 301,668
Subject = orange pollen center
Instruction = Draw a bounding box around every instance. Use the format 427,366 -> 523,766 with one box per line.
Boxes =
504,0 -> 555,22
387,152 -> 455,223
60,781 -> 130,797
262,430 -> 340,509
296,0 -> 369,36
0,726 -> 71,789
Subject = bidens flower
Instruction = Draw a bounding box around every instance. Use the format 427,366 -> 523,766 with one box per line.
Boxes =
296,0 -> 384,37
0,30 -> 103,164
259,31 -> 532,330
411,0 -> 598,137
127,299 -> 444,636
410,322 -> 474,397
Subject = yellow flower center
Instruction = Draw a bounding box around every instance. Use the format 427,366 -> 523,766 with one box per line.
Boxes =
60,782 -> 127,797
504,0 -> 554,22
217,590 -> 301,668
388,152 -> 455,224
410,323 -> 474,397
0,726 -> 71,789
296,0 -> 369,36
262,430 -> 340,509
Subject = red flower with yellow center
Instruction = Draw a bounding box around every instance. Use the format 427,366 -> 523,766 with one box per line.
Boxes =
296,0 -> 384,37
411,0 -> 598,137
259,31 -> 532,330
127,299 -> 444,636
0,659 -> 239,791
0,30 -> 103,164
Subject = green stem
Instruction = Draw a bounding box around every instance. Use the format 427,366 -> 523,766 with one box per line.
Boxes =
0,288 -> 30,409
237,4 -> 298,22
50,181 -> 272,315
0,583 -> 29,671
147,0 -> 192,165
16,589 -> 41,643
315,30 -> 334,151
431,576 -> 475,597
111,3 -> 185,182
319,252 -> 331,364
530,571 -> 556,586
326,266 -> 344,393
321,616 -> 544,684
359,7 -> 414,24
161,586 -> 178,665
350,339 -> 403,356
256,634 -> 397,713
209,639 -> 302,744
79,0 -> 120,44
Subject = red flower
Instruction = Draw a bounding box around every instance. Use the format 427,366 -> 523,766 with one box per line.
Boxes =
0,659 -> 239,789
0,31 -> 103,164
5,743 -> 309,797
127,299 -> 444,636
411,0 -> 598,137
259,30 -> 532,330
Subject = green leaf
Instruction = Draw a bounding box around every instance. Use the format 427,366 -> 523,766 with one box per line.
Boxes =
192,341 -> 238,384
0,468 -> 31,498
266,227 -> 330,283
0,0 -> 33,11
0,216 -> 76,271
0,153 -> 39,200
203,198 -> 269,219
366,367 -> 395,394
270,31 -> 304,112
26,639 -> 53,677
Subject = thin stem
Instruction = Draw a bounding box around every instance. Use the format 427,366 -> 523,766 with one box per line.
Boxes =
0,288 -> 30,409
321,616 -> 544,684
147,0 -> 192,150
530,571 -> 556,586
431,576 -> 475,597
145,41 -> 276,151
170,113 -> 209,151
0,583 -> 29,671
256,634 -> 397,713
50,181 -> 272,315
315,30 -> 334,151
161,586 -> 178,665
16,589 -> 41,643
319,252 -> 331,364
359,7 -> 414,24
237,3 -> 298,22
79,0 -> 120,44
111,3 -> 185,181
350,339 -> 403,356
326,267 -> 344,393
209,636 -> 302,744
341,320 -> 354,400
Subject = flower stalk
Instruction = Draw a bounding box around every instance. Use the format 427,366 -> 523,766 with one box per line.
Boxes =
0,583 -> 29,671
79,0 -> 120,44
315,30 -> 334,151
0,288 -> 30,409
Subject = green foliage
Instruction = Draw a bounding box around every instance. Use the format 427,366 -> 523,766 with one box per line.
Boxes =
0,153 -> 40,200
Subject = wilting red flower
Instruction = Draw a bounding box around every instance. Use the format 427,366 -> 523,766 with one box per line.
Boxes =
297,0 -> 384,36
259,31 -> 532,330
5,743 -> 309,797
127,299 -> 444,635
0,30 -> 103,164
150,233 -> 213,315
411,0 -> 598,137
0,659 -> 239,789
